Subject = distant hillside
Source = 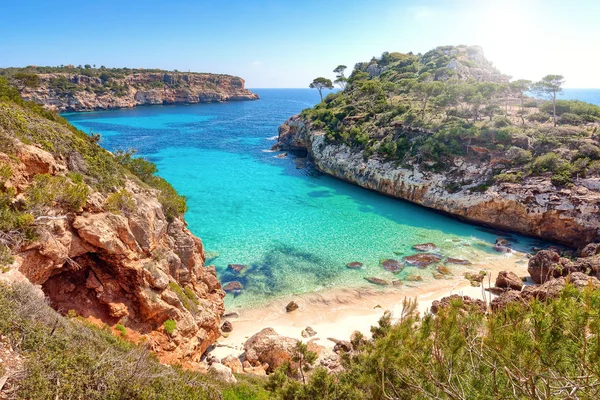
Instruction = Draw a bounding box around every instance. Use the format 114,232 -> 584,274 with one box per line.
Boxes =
0,65 -> 259,112
276,45 -> 600,247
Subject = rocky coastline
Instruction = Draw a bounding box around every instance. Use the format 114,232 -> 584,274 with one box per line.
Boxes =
15,71 -> 259,112
274,115 -> 600,248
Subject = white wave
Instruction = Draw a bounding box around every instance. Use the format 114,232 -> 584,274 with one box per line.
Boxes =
266,135 -> 278,140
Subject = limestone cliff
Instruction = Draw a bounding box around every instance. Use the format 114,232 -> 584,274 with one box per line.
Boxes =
4,69 -> 258,112
276,116 -> 600,248
0,85 -> 224,368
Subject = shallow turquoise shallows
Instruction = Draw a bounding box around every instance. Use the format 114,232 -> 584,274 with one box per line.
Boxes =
64,89 -> 543,308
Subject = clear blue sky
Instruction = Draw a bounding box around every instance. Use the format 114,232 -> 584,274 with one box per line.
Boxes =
1,0 -> 599,88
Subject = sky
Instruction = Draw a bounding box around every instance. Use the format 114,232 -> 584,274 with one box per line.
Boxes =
1,0 -> 599,88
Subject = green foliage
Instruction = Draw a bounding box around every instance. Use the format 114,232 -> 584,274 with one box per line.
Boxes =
0,244 -> 13,267
26,173 -> 89,211
559,112 -> 585,126
494,172 -> 523,183
528,111 -> 550,123
168,282 -> 198,313
13,72 -> 41,88
163,319 -> 177,335
540,99 -> 600,120
115,323 -> 126,337
106,189 -> 136,214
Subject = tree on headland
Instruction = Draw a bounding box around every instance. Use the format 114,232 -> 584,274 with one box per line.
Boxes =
532,75 -> 565,126
309,77 -> 333,101
333,65 -> 347,89
511,79 -> 532,124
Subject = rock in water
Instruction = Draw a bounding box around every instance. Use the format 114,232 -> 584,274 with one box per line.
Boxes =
436,265 -> 452,275
364,277 -> 391,286
285,301 -> 299,312
346,261 -> 363,269
412,243 -> 437,252
223,281 -> 243,292
445,257 -> 471,265
403,253 -> 442,267
495,271 -> 523,290
405,274 -> 423,282
227,264 -> 246,273
380,259 -> 403,273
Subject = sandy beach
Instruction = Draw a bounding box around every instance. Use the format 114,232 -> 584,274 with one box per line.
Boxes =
209,250 -> 531,359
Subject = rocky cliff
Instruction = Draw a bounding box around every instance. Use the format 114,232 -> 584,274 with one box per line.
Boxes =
0,81 -> 224,368
276,116 -> 600,248
4,69 -> 258,112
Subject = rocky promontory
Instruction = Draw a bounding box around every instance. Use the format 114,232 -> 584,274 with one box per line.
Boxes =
1,67 -> 259,112
0,79 -> 224,368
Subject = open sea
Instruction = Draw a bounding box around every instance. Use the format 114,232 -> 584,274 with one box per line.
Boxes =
62,88 -> 598,308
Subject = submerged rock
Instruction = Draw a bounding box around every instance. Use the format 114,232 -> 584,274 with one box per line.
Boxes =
221,321 -> 233,333
405,274 -> 423,282
301,326 -> 317,338
436,265 -> 452,275
412,243 -> 437,252
403,253 -> 442,268
346,262 -> 363,269
364,277 -> 391,286
275,152 -> 287,158
445,257 -> 472,265
223,281 -> 244,292
380,259 -> 404,273
227,264 -> 246,273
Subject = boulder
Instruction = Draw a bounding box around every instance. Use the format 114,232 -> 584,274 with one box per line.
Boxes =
221,321 -> 233,333
380,259 -> 403,273
490,290 -> 524,310
208,363 -> 237,384
221,355 -> 243,374
286,301 -> 299,312
223,281 -> 243,292
405,274 -> 423,282
436,265 -> 452,275
495,271 -> 523,290
412,243 -> 437,252
445,257 -> 472,265
301,326 -> 317,338
527,250 -> 563,284
522,273 -> 600,301
403,253 -> 442,268
328,338 -> 352,353
243,328 -> 298,372
579,243 -> 600,258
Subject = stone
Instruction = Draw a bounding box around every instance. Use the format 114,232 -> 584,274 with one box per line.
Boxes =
301,326 -> 317,338
445,257 -> 472,265
403,253 -> 442,268
208,363 -> 237,384
412,243 -> 437,252
392,280 -> 403,286
221,321 -> 233,333
285,301 -> 299,312
380,259 -> 403,273
580,243 -> 600,258
275,152 -> 287,158
432,272 -> 444,280
405,274 -> 423,282
495,237 -> 511,247
108,302 -> 129,319
223,312 -> 240,319
527,250 -> 562,284
431,295 -> 486,314
490,290 -> 524,310
346,262 -> 363,269
493,244 -> 512,253
465,271 -> 486,283
227,264 -> 246,273
328,338 -> 352,353
223,281 -> 243,292
364,277 -> 391,286
243,328 -> 298,372
221,355 -> 244,374
436,265 -> 452,275
495,271 -> 523,290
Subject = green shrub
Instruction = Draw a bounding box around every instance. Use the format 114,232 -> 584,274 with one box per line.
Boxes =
106,189 -> 136,214
528,111 -> 550,123
578,143 -> 600,160
559,112 -> 585,126
531,152 -> 562,173
0,244 -> 13,267
163,319 -> 176,335
493,116 -> 511,128
587,160 -> 600,176
494,172 -> 523,183
115,323 -> 126,337
27,174 -> 89,211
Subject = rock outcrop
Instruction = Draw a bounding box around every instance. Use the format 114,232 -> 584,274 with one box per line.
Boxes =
275,116 -> 600,247
243,328 -> 298,372
16,71 -> 259,112
0,103 -> 224,369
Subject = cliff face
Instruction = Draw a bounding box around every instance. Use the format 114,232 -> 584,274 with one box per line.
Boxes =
17,72 -> 259,112
277,116 -> 600,247
0,98 -> 224,368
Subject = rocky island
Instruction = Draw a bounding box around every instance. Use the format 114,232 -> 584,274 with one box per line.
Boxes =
0,66 -> 259,112
276,46 -> 600,247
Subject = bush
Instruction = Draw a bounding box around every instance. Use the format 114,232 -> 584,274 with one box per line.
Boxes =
115,323 -> 126,337
494,172 -> 523,183
531,152 -> 562,173
528,111 -> 550,123
106,189 -> 136,214
559,112 -> 584,126
27,174 -> 89,212
506,146 -> 532,164
493,116 -> 511,128
578,143 -> 600,160
164,319 -> 177,335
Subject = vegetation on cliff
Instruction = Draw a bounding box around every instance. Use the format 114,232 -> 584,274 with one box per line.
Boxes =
301,45 -> 600,187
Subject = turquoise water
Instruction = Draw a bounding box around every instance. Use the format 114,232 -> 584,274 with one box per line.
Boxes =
64,89 -> 545,308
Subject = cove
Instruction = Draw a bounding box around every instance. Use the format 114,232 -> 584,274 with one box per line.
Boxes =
64,89 -> 542,309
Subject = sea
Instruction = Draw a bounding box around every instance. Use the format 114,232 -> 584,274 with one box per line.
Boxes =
63,88 -> 599,308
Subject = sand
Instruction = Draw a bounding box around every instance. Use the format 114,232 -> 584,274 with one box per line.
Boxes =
208,251 -> 530,359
